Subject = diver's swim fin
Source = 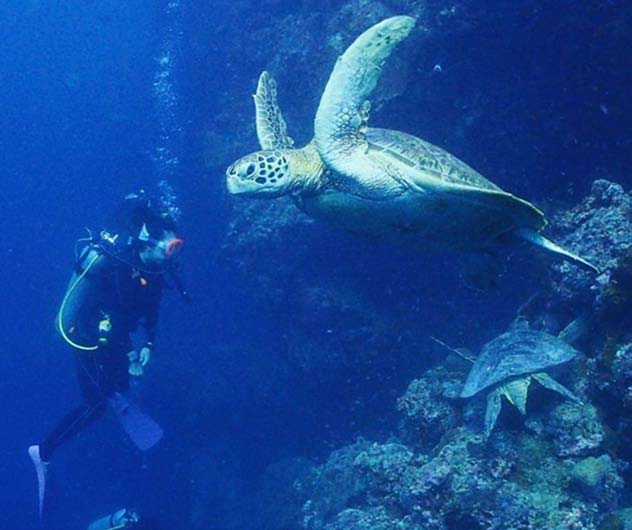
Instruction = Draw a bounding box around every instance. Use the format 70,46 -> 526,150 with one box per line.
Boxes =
514,228 -> 599,273
108,393 -> 163,451
28,445 -> 48,519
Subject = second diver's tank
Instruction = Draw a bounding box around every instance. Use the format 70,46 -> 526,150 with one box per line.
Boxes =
87,508 -> 140,530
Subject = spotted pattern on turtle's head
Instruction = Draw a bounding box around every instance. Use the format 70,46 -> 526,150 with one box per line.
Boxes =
226,150 -> 291,197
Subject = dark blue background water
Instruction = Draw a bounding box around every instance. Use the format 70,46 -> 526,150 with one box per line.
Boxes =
0,1 -> 629,529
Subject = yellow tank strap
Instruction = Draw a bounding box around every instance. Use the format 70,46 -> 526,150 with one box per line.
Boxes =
57,251 -> 102,351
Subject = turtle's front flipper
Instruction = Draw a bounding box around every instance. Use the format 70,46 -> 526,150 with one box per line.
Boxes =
314,16 -> 415,199
254,71 -> 294,150
514,228 -> 599,273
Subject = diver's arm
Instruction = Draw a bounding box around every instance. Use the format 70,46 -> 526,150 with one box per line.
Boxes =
138,286 -> 162,365
141,294 -> 160,345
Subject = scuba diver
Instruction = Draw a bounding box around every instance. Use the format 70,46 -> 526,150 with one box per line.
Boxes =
28,186 -> 185,518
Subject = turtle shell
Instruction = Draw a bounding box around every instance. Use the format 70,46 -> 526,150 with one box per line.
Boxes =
460,327 -> 578,398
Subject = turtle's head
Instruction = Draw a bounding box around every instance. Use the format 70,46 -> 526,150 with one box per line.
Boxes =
226,150 -> 294,198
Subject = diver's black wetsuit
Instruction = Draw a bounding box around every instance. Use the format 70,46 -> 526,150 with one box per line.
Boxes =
40,251 -> 163,461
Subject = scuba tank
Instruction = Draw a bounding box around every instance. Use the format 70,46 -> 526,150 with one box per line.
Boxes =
87,508 -> 140,530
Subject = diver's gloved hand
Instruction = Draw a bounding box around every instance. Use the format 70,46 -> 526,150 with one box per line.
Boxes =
139,346 -> 152,367
128,349 -> 144,377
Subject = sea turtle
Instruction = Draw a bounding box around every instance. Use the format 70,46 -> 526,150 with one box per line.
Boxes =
226,16 -> 597,272
460,325 -> 581,437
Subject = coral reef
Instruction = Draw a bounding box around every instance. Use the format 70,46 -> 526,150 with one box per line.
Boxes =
321,506 -> 414,530
397,367 -> 461,450
290,427 -> 618,530
611,344 -> 632,411
571,455 -> 623,509
526,401 -> 605,458
550,180 -> 632,309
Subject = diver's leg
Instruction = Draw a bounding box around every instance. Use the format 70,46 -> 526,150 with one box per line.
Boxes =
30,399 -> 106,519
39,401 -> 106,461
29,352 -> 107,517
38,353 -> 108,461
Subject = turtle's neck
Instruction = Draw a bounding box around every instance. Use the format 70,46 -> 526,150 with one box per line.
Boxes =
288,141 -> 327,194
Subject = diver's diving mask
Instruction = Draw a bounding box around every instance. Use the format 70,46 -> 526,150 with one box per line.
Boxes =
137,224 -> 184,263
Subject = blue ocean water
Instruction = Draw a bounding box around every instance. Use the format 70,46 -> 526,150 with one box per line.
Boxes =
1,1 -> 630,529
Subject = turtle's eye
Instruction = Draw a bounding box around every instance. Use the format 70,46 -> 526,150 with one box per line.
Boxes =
246,163 -> 256,176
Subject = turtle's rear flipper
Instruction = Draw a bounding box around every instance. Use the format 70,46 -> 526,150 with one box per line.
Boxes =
514,228 -> 599,274
484,391 -> 502,438
532,372 -> 583,405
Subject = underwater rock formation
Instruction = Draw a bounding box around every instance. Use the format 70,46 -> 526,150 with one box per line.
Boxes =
611,344 -> 632,411
539,180 -> 632,469
526,401 -> 605,458
397,367 -> 461,450
571,454 -> 623,510
321,506 -> 415,530
551,179 -> 632,307
300,439 -> 423,530
288,427 -> 615,530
